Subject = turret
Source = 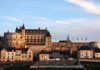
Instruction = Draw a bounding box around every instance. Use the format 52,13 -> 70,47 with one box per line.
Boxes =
22,24 -> 25,29
67,35 -> 71,43
15,27 -> 19,32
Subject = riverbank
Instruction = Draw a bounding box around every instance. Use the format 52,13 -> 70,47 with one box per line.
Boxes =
1,65 -> 100,70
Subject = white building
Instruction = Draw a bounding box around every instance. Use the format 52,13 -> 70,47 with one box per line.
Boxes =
78,46 -> 93,59
78,45 -> 100,59
39,51 -> 50,61
94,47 -> 100,58
0,47 -> 33,62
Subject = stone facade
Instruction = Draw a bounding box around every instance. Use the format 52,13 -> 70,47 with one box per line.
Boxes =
94,48 -> 100,58
78,46 -> 93,59
39,54 -> 50,61
3,24 -> 99,57
0,48 -> 33,62
78,46 -> 100,59
4,24 -> 51,54
50,36 -> 98,52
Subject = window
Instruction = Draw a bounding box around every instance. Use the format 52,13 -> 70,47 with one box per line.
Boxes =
27,36 -> 29,39
3,56 -> 5,59
12,56 -> 13,59
22,55 -> 24,58
81,54 -> 84,57
29,55 -> 31,58
34,40 -> 36,42
25,55 -> 26,58
8,53 -> 9,55
31,36 -> 33,39
29,52 -> 31,55
31,40 -> 32,42
96,53 -> 98,57
20,36 -> 22,39
48,38 -> 50,39
8,56 -> 9,59
41,40 -> 44,42
25,36 -> 27,39
12,53 -> 14,55
16,42 -> 18,45
34,36 -> 36,39
37,40 -> 39,42
41,36 -> 44,39
16,54 -> 18,56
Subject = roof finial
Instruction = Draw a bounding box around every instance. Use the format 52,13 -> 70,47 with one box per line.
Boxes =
38,27 -> 40,30
22,24 -> 25,29
85,37 -> 88,40
15,27 -> 18,32
67,35 -> 69,40
46,27 -> 47,30
67,34 -> 71,42
7,30 -> 9,33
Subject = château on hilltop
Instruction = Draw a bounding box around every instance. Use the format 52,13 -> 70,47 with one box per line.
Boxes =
2,24 -> 99,54
4,24 -> 51,53
0,24 -> 100,68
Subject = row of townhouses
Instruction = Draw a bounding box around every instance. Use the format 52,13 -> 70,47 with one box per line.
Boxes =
78,46 -> 100,59
37,46 -> 100,61
0,47 -> 33,62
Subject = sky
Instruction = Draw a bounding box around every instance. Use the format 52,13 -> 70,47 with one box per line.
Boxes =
0,0 -> 100,41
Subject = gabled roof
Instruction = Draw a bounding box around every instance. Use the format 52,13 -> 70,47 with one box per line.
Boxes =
0,37 -> 1,40
3,47 -> 16,51
25,29 -> 51,37
2,47 -> 29,53
94,47 -> 100,52
15,25 -> 51,37
78,46 -> 92,50
0,47 -> 3,50
39,50 -> 70,55
59,35 -> 71,43
16,48 -> 29,54
39,50 -> 50,54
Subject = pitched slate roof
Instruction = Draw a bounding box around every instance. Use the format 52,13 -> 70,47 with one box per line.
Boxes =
39,50 -> 50,54
3,47 -> 16,51
25,29 -> 51,37
78,46 -> 92,50
0,37 -> 1,40
16,25 -> 51,37
94,47 -> 100,52
2,47 -> 29,53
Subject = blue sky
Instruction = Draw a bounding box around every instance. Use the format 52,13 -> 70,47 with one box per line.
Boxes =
0,0 -> 100,41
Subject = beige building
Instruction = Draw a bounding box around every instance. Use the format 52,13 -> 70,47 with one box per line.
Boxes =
0,48 -> 33,62
78,46 -> 93,59
78,46 -> 100,59
4,24 -> 51,53
51,36 -> 90,51
94,48 -> 100,58
39,54 -> 50,61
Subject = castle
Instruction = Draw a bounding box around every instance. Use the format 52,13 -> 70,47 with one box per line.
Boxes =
2,24 -> 99,55
4,24 -> 51,54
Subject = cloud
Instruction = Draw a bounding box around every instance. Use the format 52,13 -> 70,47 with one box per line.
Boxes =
64,18 -> 100,30
1,16 -> 23,23
31,17 -> 100,30
64,0 -> 100,15
32,17 -> 69,25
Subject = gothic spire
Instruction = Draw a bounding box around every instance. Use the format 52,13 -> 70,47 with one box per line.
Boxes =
22,24 -> 25,29
15,27 -> 18,32
67,35 -> 71,42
